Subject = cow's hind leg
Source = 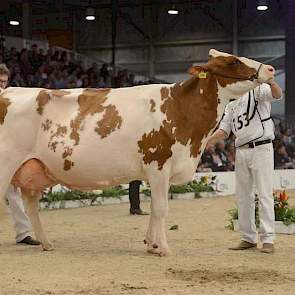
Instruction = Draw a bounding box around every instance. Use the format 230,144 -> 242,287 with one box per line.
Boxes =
21,188 -> 53,251
144,169 -> 170,256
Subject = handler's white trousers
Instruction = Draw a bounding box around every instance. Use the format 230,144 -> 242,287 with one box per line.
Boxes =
235,143 -> 275,244
6,185 -> 32,243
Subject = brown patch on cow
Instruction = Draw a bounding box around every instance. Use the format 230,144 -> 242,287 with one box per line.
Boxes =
138,126 -> 176,169
48,141 -> 58,152
48,124 -> 68,152
50,124 -> 67,141
78,88 -> 110,116
41,119 -> 53,131
70,88 -> 121,144
138,76 -> 219,169
62,146 -> 73,159
95,105 -> 122,138
51,90 -> 70,97
0,96 -> 11,124
64,159 -> 74,171
150,99 -> 156,112
36,90 -> 51,115
70,88 -> 110,145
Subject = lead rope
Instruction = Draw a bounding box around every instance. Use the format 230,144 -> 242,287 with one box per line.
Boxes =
245,89 -> 258,121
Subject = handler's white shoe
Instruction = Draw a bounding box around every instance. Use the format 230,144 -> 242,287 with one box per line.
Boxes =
260,243 -> 274,254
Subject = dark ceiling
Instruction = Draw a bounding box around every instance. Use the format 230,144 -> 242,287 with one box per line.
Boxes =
0,0 -> 286,14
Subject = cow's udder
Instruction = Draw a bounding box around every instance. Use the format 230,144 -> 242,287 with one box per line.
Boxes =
12,159 -> 57,191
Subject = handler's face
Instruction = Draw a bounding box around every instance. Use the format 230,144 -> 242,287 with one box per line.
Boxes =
0,74 -> 8,89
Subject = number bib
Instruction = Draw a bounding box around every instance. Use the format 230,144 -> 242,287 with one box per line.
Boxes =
231,93 -> 265,147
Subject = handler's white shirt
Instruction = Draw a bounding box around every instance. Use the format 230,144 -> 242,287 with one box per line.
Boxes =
219,84 -> 278,147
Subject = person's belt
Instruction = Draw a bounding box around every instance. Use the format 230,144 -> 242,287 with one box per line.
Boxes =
241,139 -> 272,149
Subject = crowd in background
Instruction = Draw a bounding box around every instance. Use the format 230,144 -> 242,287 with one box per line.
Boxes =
0,44 -> 294,171
0,44 -> 152,90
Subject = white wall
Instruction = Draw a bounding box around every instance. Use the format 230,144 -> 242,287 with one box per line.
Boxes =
195,169 -> 295,196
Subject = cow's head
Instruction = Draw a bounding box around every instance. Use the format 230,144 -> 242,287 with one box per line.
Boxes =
188,49 -> 275,99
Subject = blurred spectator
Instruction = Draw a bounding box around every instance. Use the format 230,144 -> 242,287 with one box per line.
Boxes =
215,141 -> 233,171
275,144 -> 295,169
199,144 -> 227,172
99,63 -> 109,83
29,44 -> 42,71
10,72 -> 26,87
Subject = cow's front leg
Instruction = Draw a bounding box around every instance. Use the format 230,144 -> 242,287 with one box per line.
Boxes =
144,170 -> 170,256
22,189 -> 53,251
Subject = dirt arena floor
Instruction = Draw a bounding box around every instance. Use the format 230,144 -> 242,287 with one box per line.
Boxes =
1,192 -> 295,295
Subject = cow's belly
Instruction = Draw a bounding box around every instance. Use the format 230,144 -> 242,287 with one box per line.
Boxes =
42,154 -> 143,189
12,154 -> 144,191
32,137 -> 145,189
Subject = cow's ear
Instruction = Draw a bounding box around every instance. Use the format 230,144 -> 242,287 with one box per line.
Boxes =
188,65 -> 208,76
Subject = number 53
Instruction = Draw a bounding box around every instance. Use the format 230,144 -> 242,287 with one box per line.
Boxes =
233,112 -> 250,131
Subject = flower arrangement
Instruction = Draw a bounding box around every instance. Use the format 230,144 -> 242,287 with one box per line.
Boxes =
228,191 -> 295,230
190,175 -> 217,193
274,191 -> 295,225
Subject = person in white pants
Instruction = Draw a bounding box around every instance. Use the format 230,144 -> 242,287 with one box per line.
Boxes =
7,186 -> 40,245
208,78 -> 282,254
0,63 -> 40,246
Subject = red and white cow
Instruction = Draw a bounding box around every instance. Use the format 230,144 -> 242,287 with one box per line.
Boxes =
0,49 -> 275,255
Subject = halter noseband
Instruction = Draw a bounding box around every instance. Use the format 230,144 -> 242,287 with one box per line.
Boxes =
248,63 -> 263,81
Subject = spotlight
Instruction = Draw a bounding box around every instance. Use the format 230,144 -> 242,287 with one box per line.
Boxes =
168,5 -> 179,15
257,0 -> 268,11
85,7 -> 95,21
9,20 -> 20,26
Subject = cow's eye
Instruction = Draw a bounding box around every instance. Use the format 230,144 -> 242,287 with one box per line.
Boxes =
230,59 -> 241,66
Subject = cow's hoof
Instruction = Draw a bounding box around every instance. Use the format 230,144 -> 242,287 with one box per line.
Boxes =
42,243 -> 54,251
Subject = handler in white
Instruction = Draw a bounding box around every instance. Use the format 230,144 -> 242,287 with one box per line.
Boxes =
6,186 -> 40,245
0,64 -> 40,245
208,78 -> 282,253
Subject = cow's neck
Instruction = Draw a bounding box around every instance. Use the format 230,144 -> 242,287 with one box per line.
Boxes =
161,74 -> 227,160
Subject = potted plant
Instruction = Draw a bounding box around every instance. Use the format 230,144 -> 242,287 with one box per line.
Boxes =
189,175 -> 217,198
228,191 -> 295,234
169,183 -> 195,199
168,175 -> 217,199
